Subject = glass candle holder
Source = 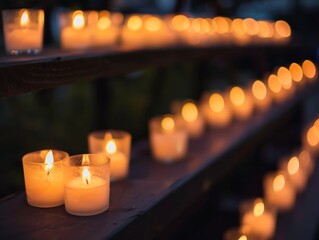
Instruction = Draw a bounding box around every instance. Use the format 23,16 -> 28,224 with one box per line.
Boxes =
149,115 -> 188,163
223,226 -> 262,240
171,100 -> 205,138
279,155 -> 307,192
2,9 -> 44,55
88,130 -> 131,181
240,198 -> 276,239
200,92 -> 233,128
22,149 -> 69,208
263,171 -> 296,211
62,154 -> 110,216
229,86 -> 254,121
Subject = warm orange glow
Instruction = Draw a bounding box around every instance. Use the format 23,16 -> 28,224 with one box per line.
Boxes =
253,199 -> 264,217
145,16 -> 162,32
213,17 -> 230,34
82,167 -> 91,185
277,67 -> 292,89
252,80 -> 267,100
275,20 -> 291,38
209,93 -> 225,112
72,11 -> 85,29
127,15 -> 142,31
268,74 -> 282,93
257,21 -> 272,38
20,10 -> 30,27
289,63 -> 303,82
82,154 -> 90,166
287,156 -> 299,175
171,15 -> 189,31
111,12 -> 123,25
44,150 -> 54,173
243,18 -> 258,35
238,235 -> 247,240
200,18 -> 210,33
302,60 -> 316,78
161,116 -> 175,131
299,150 -> 311,168
97,16 -> 111,30
191,18 -> 201,33
273,174 -> 285,192
106,140 -> 117,154
181,102 -> 198,122
232,18 -> 245,35
307,126 -> 319,146
230,86 -> 245,106
87,11 -> 98,26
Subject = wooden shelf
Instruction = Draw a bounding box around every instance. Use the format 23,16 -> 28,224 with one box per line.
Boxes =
0,90 -> 306,239
0,43 -> 311,97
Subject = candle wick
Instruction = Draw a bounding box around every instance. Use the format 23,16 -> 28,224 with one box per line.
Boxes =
86,179 -> 89,185
47,171 -> 50,176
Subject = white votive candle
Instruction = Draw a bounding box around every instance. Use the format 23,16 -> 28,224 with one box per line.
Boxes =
63,154 -> 110,216
22,149 -> 69,208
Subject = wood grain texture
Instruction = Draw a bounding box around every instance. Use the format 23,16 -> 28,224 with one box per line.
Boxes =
0,90 -> 306,239
0,44 -> 309,97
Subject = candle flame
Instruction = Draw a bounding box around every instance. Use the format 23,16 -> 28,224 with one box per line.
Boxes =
98,16 -> 111,30
171,15 -> 189,31
161,116 -> 175,132
257,21 -> 272,38
302,60 -> 316,79
277,67 -> 292,90
243,18 -> 258,36
252,80 -> 267,100
106,140 -> 117,154
20,10 -> 30,27
307,126 -> 319,146
273,174 -> 285,192
72,11 -> 85,29
145,16 -> 162,32
275,20 -> 291,38
81,154 -> 90,166
82,167 -> 91,185
287,156 -> 299,175
181,102 -> 198,122
289,63 -> 303,83
238,235 -> 247,240
230,86 -> 245,106
127,15 -> 142,31
268,74 -> 282,93
253,199 -> 264,217
44,150 -> 54,174
209,93 -> 224,112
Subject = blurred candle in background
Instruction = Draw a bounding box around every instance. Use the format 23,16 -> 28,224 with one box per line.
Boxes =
229,86 -> 254,120
251,80 -> 271,111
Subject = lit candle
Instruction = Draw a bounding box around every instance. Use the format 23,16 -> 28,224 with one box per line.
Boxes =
263,172 -> 296,211
63,154 -> 110,216
289,62 -> 304,86
201,92 -> 232,127
172,101 -> 205,138
88,130 -> 131,181
302,60 -> 317,84
240,198 -> 276,239
299,149 -> 314,177
251,80 -> 271,111
121,15 -> 144,48
22,149 -> 68,208
303,121 -> 319,156
60,10 -> 92,50
279,156 -> 307,192
229,86 -> 254,120
267,74 -> 285,103
2,9 -> 44,55
277,66 -> 295,99
149,115 -> 188,163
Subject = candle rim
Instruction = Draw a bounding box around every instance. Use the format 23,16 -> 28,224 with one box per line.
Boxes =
89,129 -> 132,141
22,149 -> 69,164
62,153 -> 110,167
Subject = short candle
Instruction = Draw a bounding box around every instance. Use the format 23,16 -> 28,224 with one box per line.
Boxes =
263,171 -> 296,211
229,86 -> 254,120
149,115 -> 188,163
2,9 -> 44,55
251,80 -> 271,111
88,130 -> 131,181
201,92 -> 232,127
240,198 -> 276,239
22,149 -> 69,208
63,154 -> 110,216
